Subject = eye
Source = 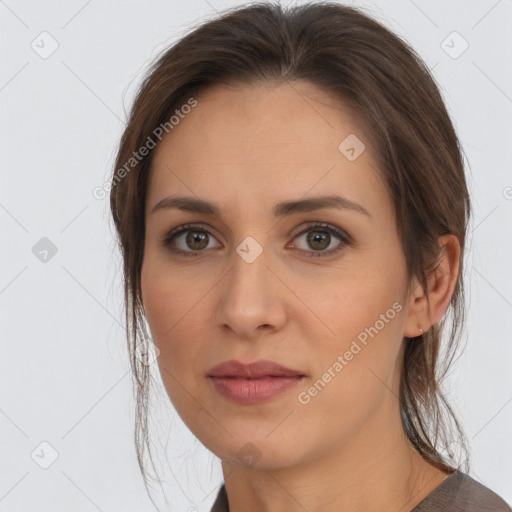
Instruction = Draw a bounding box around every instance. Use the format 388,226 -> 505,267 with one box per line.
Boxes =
289,222 -> 352,257
161,223 -> 222,257
161,222 -> 352,258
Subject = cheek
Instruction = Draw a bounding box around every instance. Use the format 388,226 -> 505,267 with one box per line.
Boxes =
141,259 -> 187,363
295,290 -> 405,445
141,249 -> 192,338
141,258 -> 210,388
141,268 -> 204,426
301,267 -> 406,399
309,264 -> 404,343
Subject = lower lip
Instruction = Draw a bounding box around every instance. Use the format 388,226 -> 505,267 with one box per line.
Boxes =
208,376 -> 304,403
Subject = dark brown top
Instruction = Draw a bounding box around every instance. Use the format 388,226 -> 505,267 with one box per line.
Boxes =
210,470 -> 511,511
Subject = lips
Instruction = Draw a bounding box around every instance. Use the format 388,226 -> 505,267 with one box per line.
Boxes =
207,359 -> 305,379
207,359 -> 306,403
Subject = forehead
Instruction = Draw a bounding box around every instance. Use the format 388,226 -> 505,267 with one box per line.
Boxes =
147,81 -> 388,221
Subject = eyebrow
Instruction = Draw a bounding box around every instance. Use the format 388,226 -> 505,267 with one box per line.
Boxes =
150,194 -> 371,218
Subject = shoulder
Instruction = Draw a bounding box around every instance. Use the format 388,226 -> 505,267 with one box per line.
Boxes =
210,484 -> 229,512
210,472 -> 511,512
412,470 -> 511,512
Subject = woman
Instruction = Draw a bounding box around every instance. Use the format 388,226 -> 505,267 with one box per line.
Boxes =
109,2 -> 511,510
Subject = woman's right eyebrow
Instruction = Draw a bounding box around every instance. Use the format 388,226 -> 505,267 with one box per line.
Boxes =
150,195 -> 371,218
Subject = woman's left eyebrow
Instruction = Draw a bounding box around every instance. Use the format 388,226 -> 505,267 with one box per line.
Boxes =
150,194 -> 371,218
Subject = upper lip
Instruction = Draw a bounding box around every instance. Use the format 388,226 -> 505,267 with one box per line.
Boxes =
208,359 -> 305,378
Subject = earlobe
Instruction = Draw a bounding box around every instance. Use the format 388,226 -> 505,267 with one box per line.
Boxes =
403,234 -> 461,339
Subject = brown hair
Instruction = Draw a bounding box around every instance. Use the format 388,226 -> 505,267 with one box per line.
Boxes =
110,0 -> 471,492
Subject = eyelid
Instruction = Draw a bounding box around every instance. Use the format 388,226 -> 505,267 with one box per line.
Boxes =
163,222 -> 219,241
291,221 -> 352,244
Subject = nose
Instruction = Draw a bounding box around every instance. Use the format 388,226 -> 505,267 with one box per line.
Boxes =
215,245 -> 287,339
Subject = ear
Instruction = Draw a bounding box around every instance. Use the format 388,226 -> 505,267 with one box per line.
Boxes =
403,234 -> 461,338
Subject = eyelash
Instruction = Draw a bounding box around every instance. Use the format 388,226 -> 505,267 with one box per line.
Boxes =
160,222 -> 353,258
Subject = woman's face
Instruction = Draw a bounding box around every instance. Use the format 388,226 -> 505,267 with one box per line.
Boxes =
141,81 -> 416,470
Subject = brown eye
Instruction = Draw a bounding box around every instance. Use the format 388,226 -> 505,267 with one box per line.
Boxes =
306,230 -> 331,251
162,223 -> 222,256
291,222 -> 352,257
185,230 -> 209,250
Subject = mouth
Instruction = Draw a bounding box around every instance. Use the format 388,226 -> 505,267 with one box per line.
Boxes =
207,359 -> 306,403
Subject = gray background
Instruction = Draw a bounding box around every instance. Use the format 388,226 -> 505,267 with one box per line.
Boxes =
1,0 -> 511,510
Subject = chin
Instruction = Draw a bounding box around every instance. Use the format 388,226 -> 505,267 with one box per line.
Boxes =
202,434 -> 305,471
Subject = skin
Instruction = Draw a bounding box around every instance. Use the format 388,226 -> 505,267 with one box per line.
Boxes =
141,80 -> 461,512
